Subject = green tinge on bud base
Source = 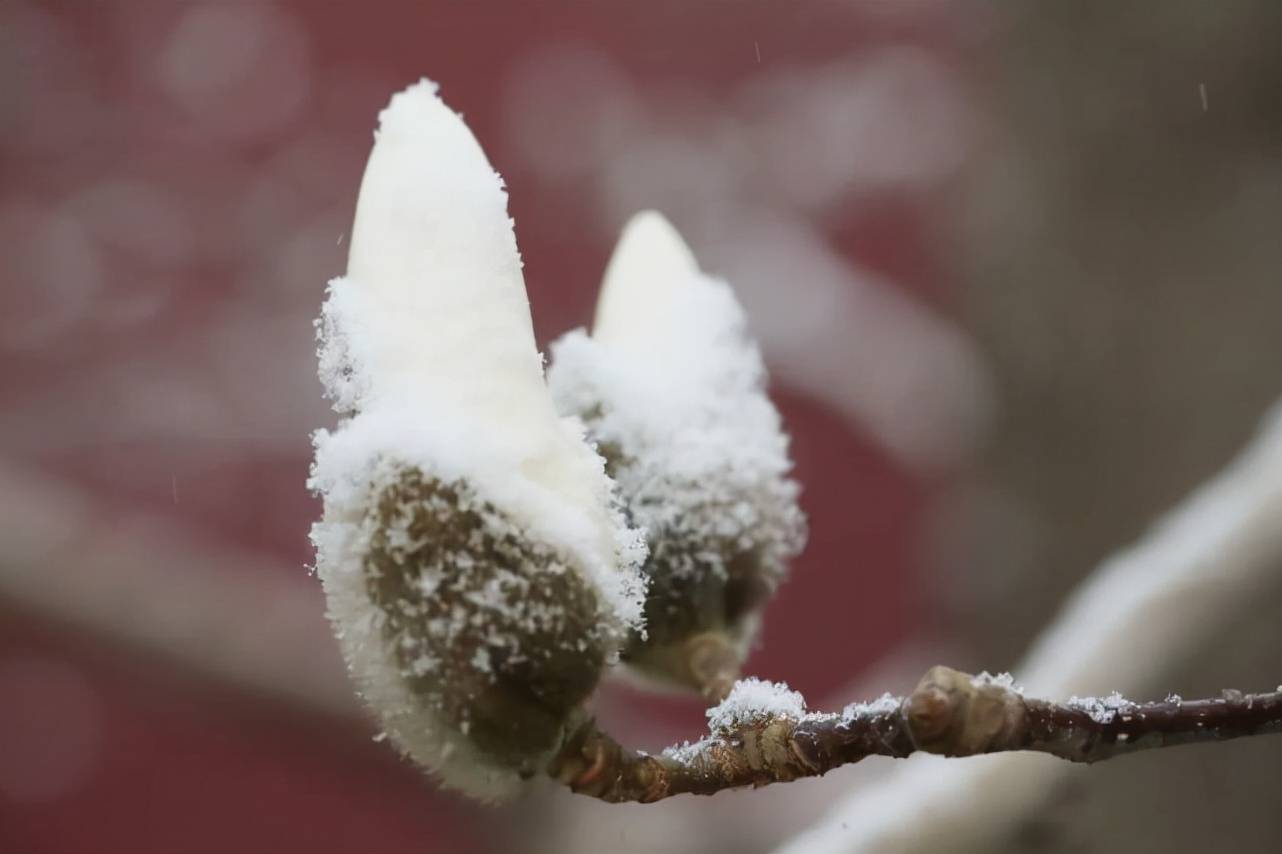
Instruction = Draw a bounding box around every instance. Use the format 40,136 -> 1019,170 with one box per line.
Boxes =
363,467 -> 613,779
568,413 -> 803,702
586,428 -> 800,701
619,514 -> 782,700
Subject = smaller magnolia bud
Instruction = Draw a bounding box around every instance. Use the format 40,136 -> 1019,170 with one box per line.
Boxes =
549,212 -> 806,700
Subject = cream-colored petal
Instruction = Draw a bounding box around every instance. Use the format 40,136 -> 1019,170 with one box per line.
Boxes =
342,79 -> 551,428
593,210 -> 700,350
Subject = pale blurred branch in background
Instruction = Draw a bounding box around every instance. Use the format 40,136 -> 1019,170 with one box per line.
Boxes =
0,462 -> 354,716
778,400 -> 1282,853
504,42 -> 995,473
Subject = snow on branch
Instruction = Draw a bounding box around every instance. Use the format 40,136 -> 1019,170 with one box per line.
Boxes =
548,666 -> 1282,803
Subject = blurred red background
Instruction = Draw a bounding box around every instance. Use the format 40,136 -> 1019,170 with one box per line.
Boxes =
0,3 -> 992,852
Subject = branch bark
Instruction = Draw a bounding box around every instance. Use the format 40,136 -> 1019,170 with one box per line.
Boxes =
548,666 -> 1282,803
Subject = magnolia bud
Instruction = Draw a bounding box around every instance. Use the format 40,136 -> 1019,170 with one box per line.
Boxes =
311,80 -> 644,799
549,212 -> 806,699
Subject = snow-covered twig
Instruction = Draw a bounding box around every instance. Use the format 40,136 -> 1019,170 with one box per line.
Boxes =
547,666 -> 1282,803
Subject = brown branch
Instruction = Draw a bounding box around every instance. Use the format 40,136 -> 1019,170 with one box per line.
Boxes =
547,666 -> 1282,803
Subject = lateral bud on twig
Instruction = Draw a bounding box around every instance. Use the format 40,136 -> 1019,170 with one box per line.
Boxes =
904,666 -> 1027,755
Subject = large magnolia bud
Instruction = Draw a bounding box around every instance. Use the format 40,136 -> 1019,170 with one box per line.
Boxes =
310,81 -> 645,799
548,212 -> 806,700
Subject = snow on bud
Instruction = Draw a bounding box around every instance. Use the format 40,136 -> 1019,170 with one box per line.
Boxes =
548,212 -> 806,700
310,80 -> 645,799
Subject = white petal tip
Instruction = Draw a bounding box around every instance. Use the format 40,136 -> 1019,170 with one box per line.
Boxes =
608,210 -> 699,283
375,78 -> 441,129
594,210 -> 701,343
617,210 -> 698,270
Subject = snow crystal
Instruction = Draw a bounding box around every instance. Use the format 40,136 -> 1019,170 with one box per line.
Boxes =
661,735 -> 721,764
310,79 -> 646,800
838,692 -> 902,723
706,677 -> 807,733
1066,691 -> 1133,724
409,654 -> 437,677
972,671 -> 1024,695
